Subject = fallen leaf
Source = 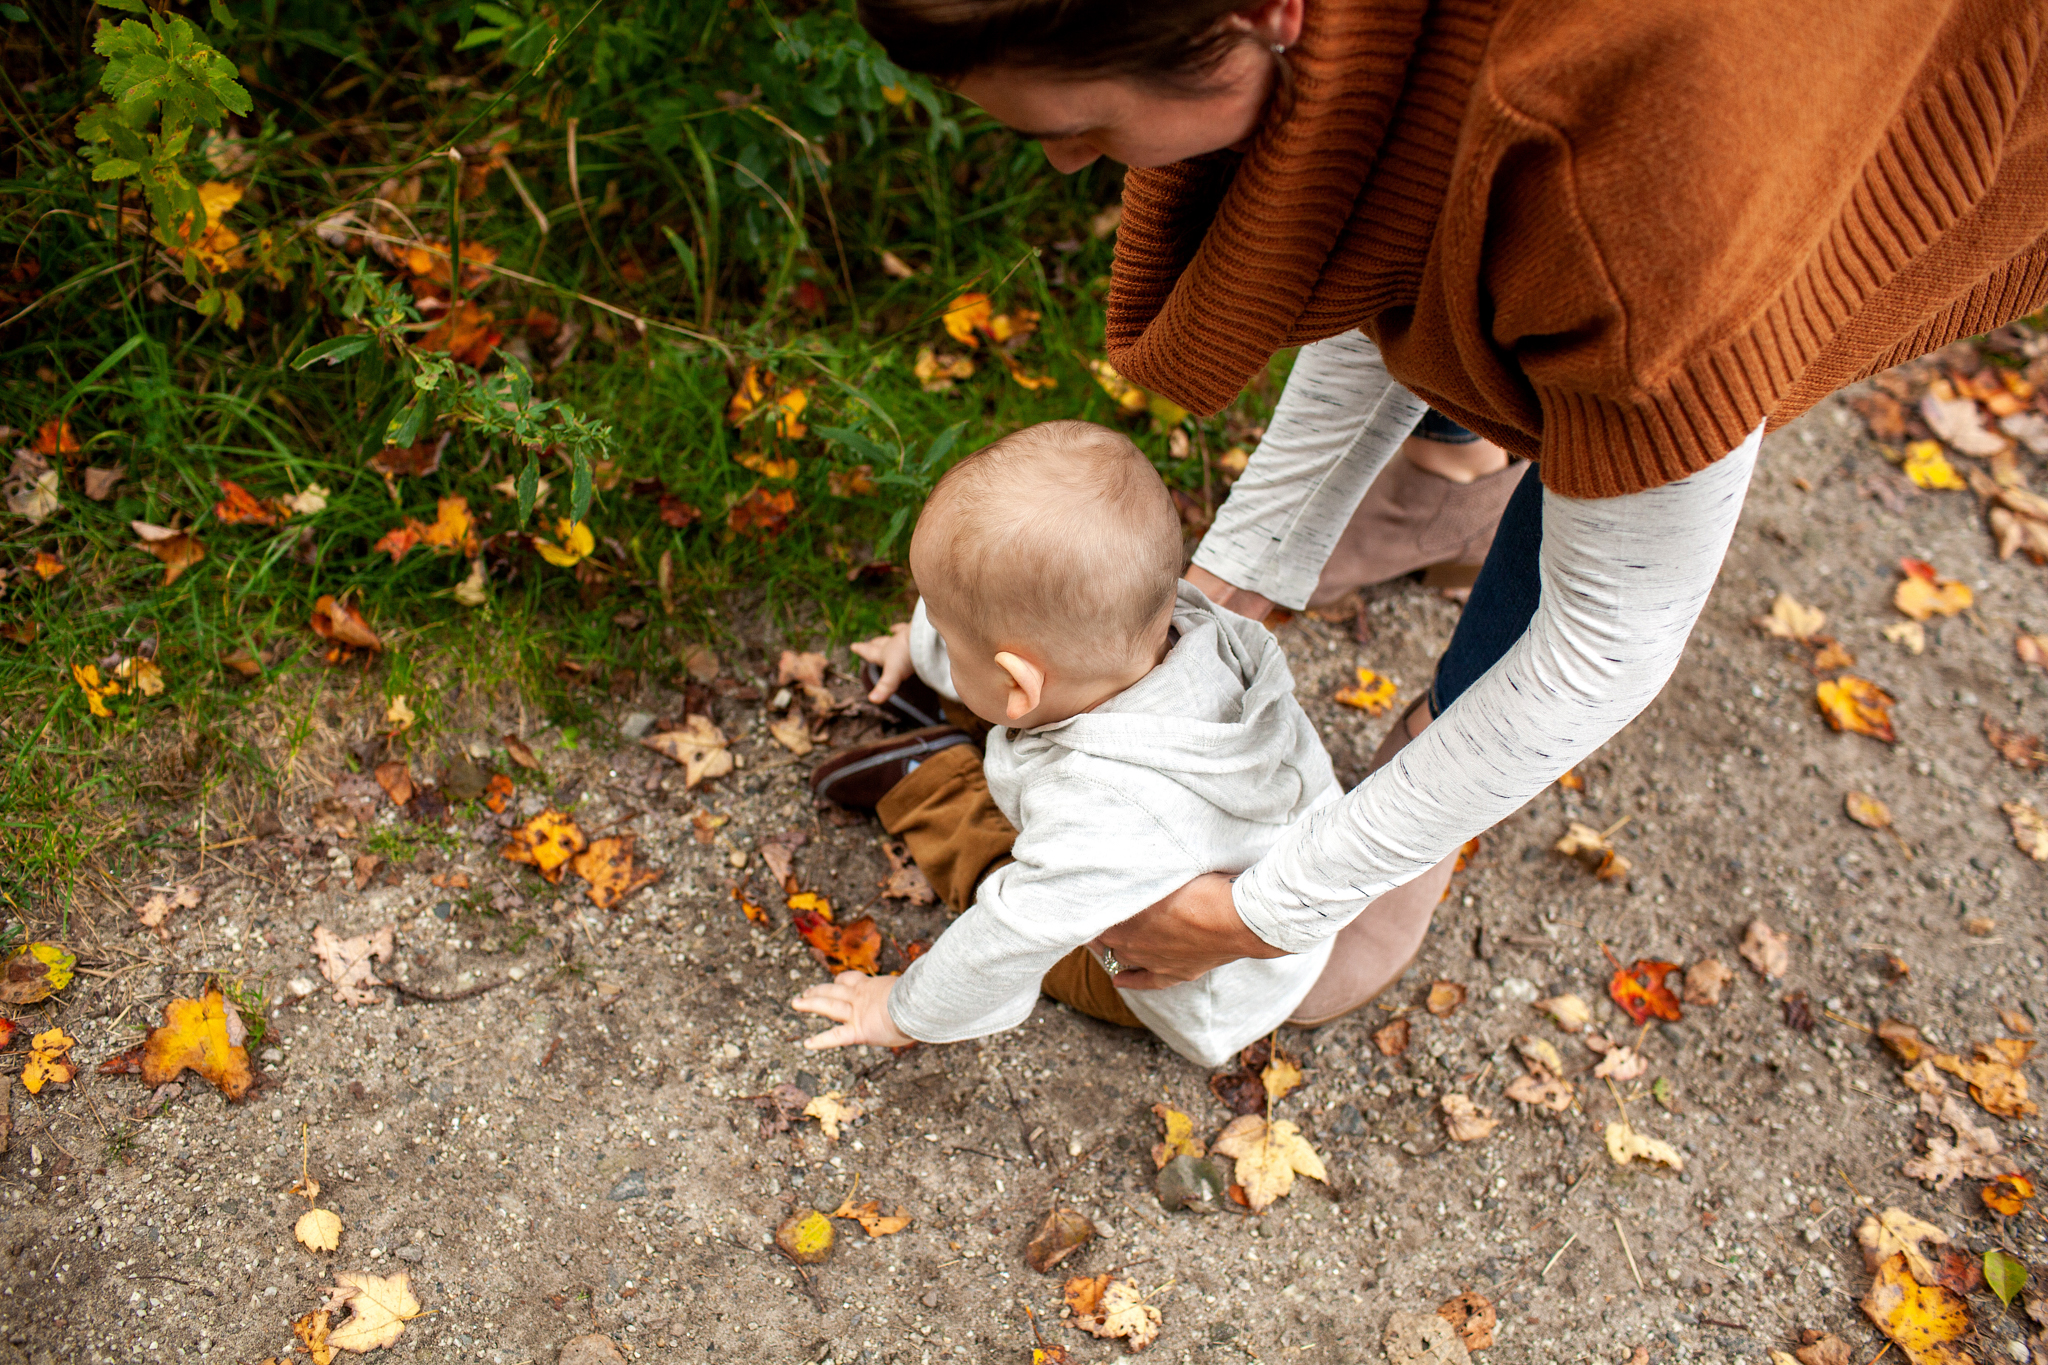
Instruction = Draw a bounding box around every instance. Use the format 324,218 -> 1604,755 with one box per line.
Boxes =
827,465 -> 878,497
1859,1208 -> 1951,1283
1155,1153 -> 1229,1211
1023,1207 -> 1094,1273
0,941 -> 74,1004
642,716 -> 734,788
912,347 -> 976,392
1781,990 -> 1817,1032
1681,959 -> 1733,1006
21,1027 -> 75,1094
1262,1050 -> 1303,1104
569,835 -> 659,909
1984,1249 -> 2028,1308
139,988 -> 254,1100
774,1208 -> 835,1266
1556,768 -> 1585,792
1604,1122 -> 1684,1170
294,1310 -> 334,1365
6,451 -> 61,524
1440,1094 -> 1498,1143
482,773 -> 514,812
1739,919 -> 1791,978
1150,1104 -> 1205,1170
71,662 -> 119,718
213,478 -> 280,525
296,1207 -> 343,1252
1504,1071 -> 1574,1111
1383,1309 -> 1472,1365
1426,980 -> 1467,1017
280,483 -> 329,516
453,558 -> 488,606
1334,666 -> 1398,715
1862,1252 -> 1972,1365
879,250 -> 916,279
1894,559 -> 1973,621
79,464 -> 122,501
2002,1007 -> 2035,1035
32,420 -> 78,456
1555,821 -> 1631,880
532,518 -> 593,568
942,293 -> 993,346
1902,440 -> 1970,490
501,734 -> 541,769
1210,1114 -> 1328,1210
137,885 -> 200,932
372,760 -> 413,807
831,1198 -> 911,1238
2003,799 -> 2048,861
1983,1172 -> 2035,1216
1983,714 -> 2048,770
1792,1334 -> 1855,1365
30,551 -> 62,581
787,891 -> 833,921
791,911 -> 881,975
1879,1019 -> 1927,1066
1608,960 -> 1681,1024
1845,791 -> 1893,830
1594,1046 -> 1649,1082
117,655 -> 163,696
311,923 -> 396,1006
1755,594 -> 1826,642
1884,621 -> 1928,654
879,842 -> 935,906
767,711 -> 813,756
1373,1016 -> 1412,1056
309,596 -> 381,651
1816,676 -> 1896,741
324,1270 -> 421,1353
1436,1292 -> 1495,1353
129,521 -> 205,584
1934,1045 -> 2038,1119
1532,994 -> 1592,1032
1064,1274 -> 1162,1350
1809,638 -> 1856,671
501,809 -> 588,884
802,1091 -> 863,1140
728,486 -> 796,538
1921,386 -> 2009,455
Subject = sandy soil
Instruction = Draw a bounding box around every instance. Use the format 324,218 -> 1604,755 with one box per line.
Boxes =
1,386 -> 2045,1365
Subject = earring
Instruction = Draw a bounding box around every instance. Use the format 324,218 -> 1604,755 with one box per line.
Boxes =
1271,42 -> 1287,54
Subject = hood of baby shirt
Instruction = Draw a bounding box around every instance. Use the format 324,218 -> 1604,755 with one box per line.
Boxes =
989,582 -> 1334,826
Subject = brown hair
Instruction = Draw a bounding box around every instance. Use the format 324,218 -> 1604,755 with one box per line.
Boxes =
857,0 -> 1258,88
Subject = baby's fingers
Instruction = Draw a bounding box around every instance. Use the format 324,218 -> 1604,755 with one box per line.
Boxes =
791,988 -> 854,1022
803,1023 -> 861,1050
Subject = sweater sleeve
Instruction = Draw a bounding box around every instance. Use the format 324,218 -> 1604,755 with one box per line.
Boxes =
906,598 -> 961,703
1189,331 -> 1428,610
1231,426 -> 1761,951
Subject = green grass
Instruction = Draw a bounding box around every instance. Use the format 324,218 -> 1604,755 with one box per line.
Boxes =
0,0 -> 1289,917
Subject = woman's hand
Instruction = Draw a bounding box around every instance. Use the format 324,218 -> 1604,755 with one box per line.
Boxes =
1184,565 -> 1275,624
1088,873 -> 1287,989
792,971 -> 915,1049
850,622 -> 915,704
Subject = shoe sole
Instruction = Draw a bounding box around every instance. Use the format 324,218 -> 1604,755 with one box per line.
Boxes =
809,728 -> 971,806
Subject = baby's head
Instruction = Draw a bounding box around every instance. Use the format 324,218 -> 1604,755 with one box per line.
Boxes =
910,420 -> 1182,727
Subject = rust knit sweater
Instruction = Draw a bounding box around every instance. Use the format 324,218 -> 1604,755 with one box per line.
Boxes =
1105,0 -> 2048,497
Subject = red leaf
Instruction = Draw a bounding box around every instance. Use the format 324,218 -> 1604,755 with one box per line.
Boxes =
1608,960 -> 1683,1024
791,909 -> 880,975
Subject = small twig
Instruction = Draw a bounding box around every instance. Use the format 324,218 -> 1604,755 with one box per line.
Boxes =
1614,1216 -> 1646,1291
944,1145 -> 1005,1162
1823,1009 -> 1875,1035
1696,1315 -> 1750,1331
1863,1345 -> 1892,1365
1540,1232 -> 1577,1281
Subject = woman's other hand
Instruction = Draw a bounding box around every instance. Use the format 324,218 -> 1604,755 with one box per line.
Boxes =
792,971 -> 916,1049
850,622 -> 915,704
1184,565 -> 1275,624
1088,873 -> 1287,989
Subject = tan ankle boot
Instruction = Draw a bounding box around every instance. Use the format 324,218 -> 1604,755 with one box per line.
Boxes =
1308,455 -> 1530,606
1286,696 -> 1448,1027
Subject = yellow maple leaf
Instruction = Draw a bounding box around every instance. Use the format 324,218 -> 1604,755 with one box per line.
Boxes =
296,1207 -> 344,1253
323,1270 -> 422,1353
1861,1252 -> 1973,1365
735,450 -> 800,481
501,808 -> 588,883
72,663 -> 120,718
942,292 -> 992,346
913,347 -> 975,392
1334,666 -> 1398,715
533,518 -> 593,568
1817,676 -> 1897,742
140,989 -> 254,1100
22,1027 -> 76,1094
1902,440 -> 1968,491
1209,1114 -> 1326,1210
1149,1103 -> 1205,1170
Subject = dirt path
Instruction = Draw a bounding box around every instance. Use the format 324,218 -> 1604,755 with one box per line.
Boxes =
2,387 -> 2045,1365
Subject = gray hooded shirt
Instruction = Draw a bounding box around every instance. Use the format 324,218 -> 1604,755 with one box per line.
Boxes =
888,582 -> 1336,1067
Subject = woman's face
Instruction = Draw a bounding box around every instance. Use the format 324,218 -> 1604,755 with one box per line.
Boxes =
952,0 -> 1303,173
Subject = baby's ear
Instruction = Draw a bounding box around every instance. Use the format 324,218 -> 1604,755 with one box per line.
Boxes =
992,650 -> 1044,721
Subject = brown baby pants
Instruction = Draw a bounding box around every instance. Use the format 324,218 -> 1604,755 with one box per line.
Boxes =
874,740 -> 1144,1031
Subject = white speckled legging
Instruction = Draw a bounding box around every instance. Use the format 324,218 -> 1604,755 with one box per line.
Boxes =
1190,331 -> 1761,952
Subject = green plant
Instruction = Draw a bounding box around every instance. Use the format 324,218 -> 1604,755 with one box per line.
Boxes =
221,977 -> 268,1048
75,0 -> 253,324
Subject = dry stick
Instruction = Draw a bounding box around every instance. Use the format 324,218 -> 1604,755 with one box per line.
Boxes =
1613,1216 -> 1646,1292
1823,1008 -> 1875,1035
1539,1231 -> 1578,1282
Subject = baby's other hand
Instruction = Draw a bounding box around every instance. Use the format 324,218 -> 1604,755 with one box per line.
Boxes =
791,971 -> 915,1050
849,622 -> 915,704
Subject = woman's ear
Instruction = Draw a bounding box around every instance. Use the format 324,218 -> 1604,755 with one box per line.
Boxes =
992,650 -> 1045,722
1233,0 -> 1304,49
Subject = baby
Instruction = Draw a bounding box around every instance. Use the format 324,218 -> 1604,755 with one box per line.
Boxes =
792,420 -> 1336,1067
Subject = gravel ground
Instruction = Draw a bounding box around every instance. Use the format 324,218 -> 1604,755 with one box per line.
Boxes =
2,386 -> 2045,1365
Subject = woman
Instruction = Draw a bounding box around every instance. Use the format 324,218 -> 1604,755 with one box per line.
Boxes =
834,0 -> 2048,1020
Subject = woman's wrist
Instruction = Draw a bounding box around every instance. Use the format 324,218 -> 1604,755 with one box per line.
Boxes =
1183,565 -> 1275,623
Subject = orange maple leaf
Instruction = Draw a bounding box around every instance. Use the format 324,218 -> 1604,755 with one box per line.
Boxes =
1608,959 -> 1683,1025
792,909 -> 881,975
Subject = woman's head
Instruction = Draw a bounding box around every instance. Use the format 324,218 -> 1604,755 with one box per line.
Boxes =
859,0 -> 1302,171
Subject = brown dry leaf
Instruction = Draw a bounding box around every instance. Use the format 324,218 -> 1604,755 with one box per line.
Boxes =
1555,821 -> 1631,880
1739,919 -> 1791,978
324,1270 -> 422,1353
569,835 -> 659,910
296,1207 -> 343,1253
501,809 -> 588,884
775,1208 -> 835,1265
830,1198 -> 911,1238
1933,1045 -> 2038,1119
1861,1252 -> 1973,1365
1879,1019 -> 1927,1066
1514,1035 -> 1564,1076
1901,1074 -> 2010,1189
1594,1046 -> 1648,1082
767,711 -> 814,757
136,885 -> 201,932
1373,1016 -> 1412,1057
803,1091 -> 863,1140
1809,639 -> 1856,671
1793,1334 -> 1855,1365
1845,791 -> 1893,829
1893,559 -> 1974,621
1754,594 -> 1826,642
1210,1114 -> 1328,1210
642,715 -> 734,788
2003,799 -> 2048,860
879,842 -> 935,906
1857,1208 -> 1950,1283
84,465 -> 124,501
501,734 -> 541,769
1885,621 -> 1928,654
311,923 -> 396,1006
1149,1104 -> 1204,1170
1999,1007 -> 2034,1036
1532,993 -> 1592,1032
1504,1071 -> 1574,1112
1681,958 -> 1734,1006
131,521 -> 207,585
1064,1274 -> 1162,1351
372,761 -> 413,808
1440,1094 -> 1498,1143
1983,714 -> 2048,770
1023,1207 -> 1094,1273
1604,1122 -> 1684,1170
2018,634 -> 2048,671
294,1310 -> 334,1365
1426,980 -> 1467,1017
309,595 -> 380,651
139,988 -> 254,1100
1436,1292 -> 1496,1353
1816,676 -> 1897,742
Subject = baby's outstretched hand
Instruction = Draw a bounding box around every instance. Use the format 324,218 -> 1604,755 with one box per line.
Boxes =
792,971 -> 915,1050
849,623 -> 914,705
